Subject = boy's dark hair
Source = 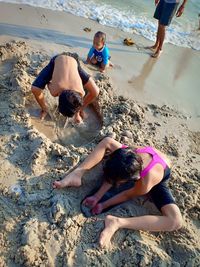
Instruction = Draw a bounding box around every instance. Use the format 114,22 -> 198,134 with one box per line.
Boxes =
58,90 -> 83,117
94,31 -> 106,42
103,148 -> 142,186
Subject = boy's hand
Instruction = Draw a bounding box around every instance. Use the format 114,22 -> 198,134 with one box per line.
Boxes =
91,203 -> 103,215
73,110 -> 84,124
83,196 -> 98,208
155,0 -> 159,5
40,109 -> 48,120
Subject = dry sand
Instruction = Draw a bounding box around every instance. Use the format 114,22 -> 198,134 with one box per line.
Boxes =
0,2 -> 200,267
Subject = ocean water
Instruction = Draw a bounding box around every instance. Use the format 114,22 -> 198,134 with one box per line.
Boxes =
1,0 -> 200,50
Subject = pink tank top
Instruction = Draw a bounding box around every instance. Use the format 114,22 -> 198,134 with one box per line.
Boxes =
121,145 -> 167,178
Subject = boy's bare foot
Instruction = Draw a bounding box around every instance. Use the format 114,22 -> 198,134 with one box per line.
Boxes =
52,169 -> 83,189
99,215 -> 120,248
40,110 -> 48,120
151,49 -> 163,58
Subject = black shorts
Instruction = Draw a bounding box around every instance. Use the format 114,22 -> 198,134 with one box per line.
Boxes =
32,52 -> 90,89
154,0 -> 179,26
149,167 -> 176,211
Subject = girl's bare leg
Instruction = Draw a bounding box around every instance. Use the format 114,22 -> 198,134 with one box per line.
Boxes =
53,137 -> 122,188
99,204 -> 182,248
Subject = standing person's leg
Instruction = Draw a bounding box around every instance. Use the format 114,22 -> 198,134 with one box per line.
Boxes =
151,22 -> 166,58
151,1 -> 179,58
148,0 -> 164,51
99,204 -> 182,248
150,21 -> 161,50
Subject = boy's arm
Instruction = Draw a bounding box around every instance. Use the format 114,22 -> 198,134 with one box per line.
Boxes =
81,77 -> 99,108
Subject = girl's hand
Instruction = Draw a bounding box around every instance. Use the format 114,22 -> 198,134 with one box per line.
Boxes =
83,196 -> 98,208
91,203 -> 103,215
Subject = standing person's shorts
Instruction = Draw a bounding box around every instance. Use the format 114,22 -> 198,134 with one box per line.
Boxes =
154,0 -> 179,26
32,52 -> 90,90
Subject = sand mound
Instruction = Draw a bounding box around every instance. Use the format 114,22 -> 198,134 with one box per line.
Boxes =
0,41 -> 199,267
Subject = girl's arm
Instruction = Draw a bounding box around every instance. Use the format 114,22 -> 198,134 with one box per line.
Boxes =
93,181 -> 112,201
99,176 -> 156,212
83,180 -> 112,208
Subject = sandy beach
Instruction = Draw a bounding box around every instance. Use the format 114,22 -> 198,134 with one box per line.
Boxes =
0,2 -> 200,266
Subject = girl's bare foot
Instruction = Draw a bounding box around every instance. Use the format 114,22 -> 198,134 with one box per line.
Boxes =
99,215 -> 120,248
52,169 -> 83,189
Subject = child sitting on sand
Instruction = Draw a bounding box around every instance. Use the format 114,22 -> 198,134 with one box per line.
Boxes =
53,137 -> 182,248
86,31 -> 113,72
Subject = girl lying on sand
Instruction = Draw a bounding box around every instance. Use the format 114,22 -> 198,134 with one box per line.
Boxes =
53,137 -> 182,248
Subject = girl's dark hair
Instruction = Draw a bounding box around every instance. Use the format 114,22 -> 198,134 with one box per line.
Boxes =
58,90 -> 83,117
103,148 -> 142,186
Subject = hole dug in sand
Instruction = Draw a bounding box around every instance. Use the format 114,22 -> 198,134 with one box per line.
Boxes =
26,90 -> 102,147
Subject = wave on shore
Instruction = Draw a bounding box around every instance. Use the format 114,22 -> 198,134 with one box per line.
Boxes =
1,0 -> 200,50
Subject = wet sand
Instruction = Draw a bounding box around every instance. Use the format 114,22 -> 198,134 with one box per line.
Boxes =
0,2 -> 200,267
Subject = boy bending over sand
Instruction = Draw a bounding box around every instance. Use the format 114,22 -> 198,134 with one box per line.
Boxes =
31,53 -> 99,122
53,137 -> 182,248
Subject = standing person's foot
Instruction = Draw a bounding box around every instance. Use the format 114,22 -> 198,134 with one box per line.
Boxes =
53,168 -> 83,189
99,215 -> 120,248
151,49 -> 163,58
145,45 -> 158,51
